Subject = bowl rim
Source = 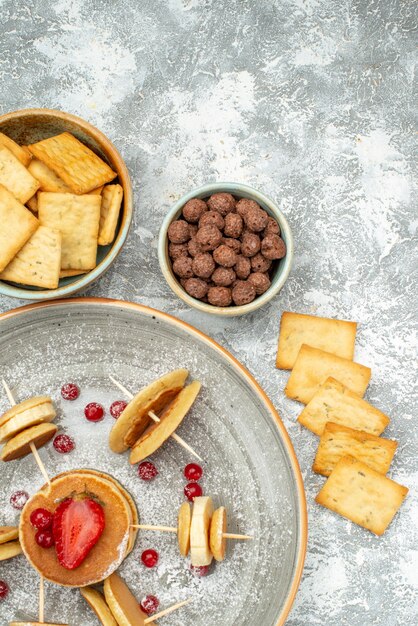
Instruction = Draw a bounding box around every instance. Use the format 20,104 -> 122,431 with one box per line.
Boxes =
158,182 -> 294,316
0,295 -> 308,625
0,108 -> 133,301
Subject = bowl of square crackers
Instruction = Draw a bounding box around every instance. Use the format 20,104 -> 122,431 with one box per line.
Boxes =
0,108 -> 133,299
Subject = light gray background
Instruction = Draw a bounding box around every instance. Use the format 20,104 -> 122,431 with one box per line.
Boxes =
0,1 -> 417,625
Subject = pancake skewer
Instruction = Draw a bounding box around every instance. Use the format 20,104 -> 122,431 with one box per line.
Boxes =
109,375 -> 203,462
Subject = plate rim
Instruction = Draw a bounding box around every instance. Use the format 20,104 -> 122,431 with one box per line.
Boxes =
0,296 -> 307,625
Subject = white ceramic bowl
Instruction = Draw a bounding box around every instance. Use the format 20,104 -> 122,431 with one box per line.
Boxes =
158,182 -> 294,316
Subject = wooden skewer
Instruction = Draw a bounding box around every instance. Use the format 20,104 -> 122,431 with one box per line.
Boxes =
39,575 -> 44,623
131,523 -> 253,540
109,375 -> 203,462
144,598 -> 193,624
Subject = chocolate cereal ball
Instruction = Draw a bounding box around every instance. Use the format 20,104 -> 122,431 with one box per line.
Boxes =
211,267 -> 236,287
241,232 -> 261,257
235,198 -> 260,218
207,193 -> 235,216
213,244 -> 237,268
244,207 -> 269,233
232,280 -> 256,305
207,286 -> 232,307
224,212 -> 243,238
183,277 -> 209,299
188,224 -> 198,238
192,253 -> 215,279
199,210 -> 225,230
223,237 -> 241,254
251,253 -> 272,273
261,234 -> 286,260
264,216 -> 280,237
182,198 -> 207,223
195,224 -> 223,251
168,219 -> 191,244
188,237 -> 204,257
248,272 -> 271,295
234,255 -> 251,280
169,242 -> 189,260
172,256 -> 194,278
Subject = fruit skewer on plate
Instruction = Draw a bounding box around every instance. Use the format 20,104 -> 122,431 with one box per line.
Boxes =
134,496 -> 253,567
108,370 -> 203,463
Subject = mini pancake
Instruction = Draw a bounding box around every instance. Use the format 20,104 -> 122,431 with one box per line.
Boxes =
53,468 -> 138,555
109,369 -> 189,453
129,380 -> 201,464
178,502 -> 191,557
104,573 -> 156,626
19,472 -> 132,587
0,540 -> 22,560
0,526 -> 18,544
1,423 -> 58,461
0,396 -> 52,428
0,401 -> 56,443
80,586 -> 118,626
210,506 -> 227,562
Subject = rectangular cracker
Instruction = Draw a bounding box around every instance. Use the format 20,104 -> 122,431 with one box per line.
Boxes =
285,345 -> 371,404
276,311 -> 357,369
0,226 -> 61,289
59,269 -> 88,278
315,455 -> 408,535
0,184 -> 39,272
313,422 -> 397,476
297,377 -> 390,436
38,192 -> 101,270
0,144 -> 40,204
28,158 -> 72,193
28,132 -> 117,194
98,184 -> 123,245
0,132 -> 31,166
89,185 -> 104,195
26,194 -> 38,213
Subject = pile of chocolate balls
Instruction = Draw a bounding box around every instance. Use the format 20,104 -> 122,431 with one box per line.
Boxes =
167,192 -> 286,307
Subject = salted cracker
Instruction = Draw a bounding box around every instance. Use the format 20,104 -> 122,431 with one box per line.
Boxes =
0,184 -> 39,272
0,144 -> 40,204
98,184 -> 123,245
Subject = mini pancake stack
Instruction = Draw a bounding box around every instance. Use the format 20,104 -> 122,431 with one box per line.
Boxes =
0,395 -> 57,462
19,470 -> 138,587
0,525 -> 22,564
109,369 -> 201,464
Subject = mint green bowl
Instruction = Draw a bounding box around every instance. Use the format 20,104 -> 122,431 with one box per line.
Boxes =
158,182 -> 294,316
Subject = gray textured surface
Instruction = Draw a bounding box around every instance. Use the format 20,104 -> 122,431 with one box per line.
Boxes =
0,1 -> 417,625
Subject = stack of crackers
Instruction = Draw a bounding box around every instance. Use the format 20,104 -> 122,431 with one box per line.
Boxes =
276,311 -> 408,536
0,131 -> 124,289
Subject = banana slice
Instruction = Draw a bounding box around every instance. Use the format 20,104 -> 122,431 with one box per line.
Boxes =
0,540 -> 22,561
81,586 -> 118,626
210,506 -> 227,562
190,496 -> 214,566
129,380 -> 201,464
0,401 -> 56,443
178,502 -> 191,557
1,422 -> 58,461
0,526 -> 18,544
109,369 -> 189,453
104,573 -> 155,626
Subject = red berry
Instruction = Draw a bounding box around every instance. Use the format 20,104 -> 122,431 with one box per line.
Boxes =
30,508 -> 53,530
141,549 -> 159,568
0,580 -> 9,600
35,529 -> 55,549
138,461 -> 158,481
190,564 -> 210,577
53,434 -> 75,454
184,482 -> 202,501
140,595 -> 160,615
61,383 -> 80,400
184,463 -> 203,481
84,402 -> 104,422
10,490 -> 29,510
110,400 -> 128,419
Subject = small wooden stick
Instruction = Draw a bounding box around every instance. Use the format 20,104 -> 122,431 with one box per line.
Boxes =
144,598 -> 193,624
2,379 -> 51,485
39,575 -> 44,623
109,376 -> 203,462
223,532 -> 253,540
131,524 -> 178,533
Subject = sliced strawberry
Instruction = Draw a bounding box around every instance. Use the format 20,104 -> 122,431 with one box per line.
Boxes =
53,496 -> 105,570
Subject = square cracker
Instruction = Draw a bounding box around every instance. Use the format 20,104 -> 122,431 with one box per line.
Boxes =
98,184 -> 123,245
276,312 -> 357,369
0,144 -> 40,204
315,455 -> 408,535
38,192 -> 101,270
0,184 -> 39,272
28,132 -> 117,194
0,132 -> 31,166
298,377 -> 390,436
28,159 -> 72,193
59,269 -> 88,278
0,226 -> 61,289
313,422 -> 397,476
285,344 -> 371,404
